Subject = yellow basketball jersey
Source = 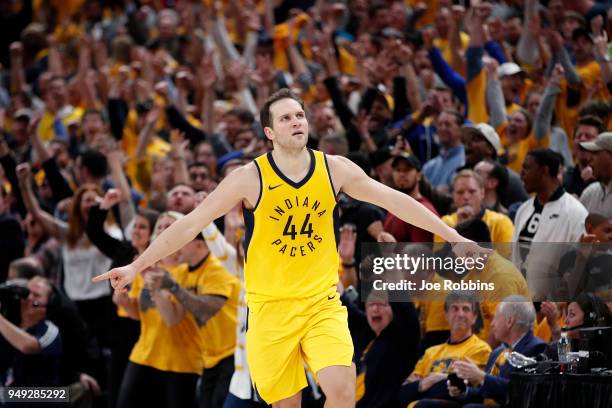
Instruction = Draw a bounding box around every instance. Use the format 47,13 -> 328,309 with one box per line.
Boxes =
243,149 -> 339,302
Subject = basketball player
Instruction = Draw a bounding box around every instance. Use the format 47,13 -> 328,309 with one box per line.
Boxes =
94,89 -> 488,408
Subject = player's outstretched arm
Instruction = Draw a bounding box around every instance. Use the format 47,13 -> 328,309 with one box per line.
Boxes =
92,164 -> 257,289
329,155 -> 490,259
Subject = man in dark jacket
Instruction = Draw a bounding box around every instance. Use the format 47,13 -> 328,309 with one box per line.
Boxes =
343,286 -> 420,408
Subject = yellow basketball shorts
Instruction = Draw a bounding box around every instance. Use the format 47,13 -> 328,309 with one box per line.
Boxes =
246,287 -> 354,404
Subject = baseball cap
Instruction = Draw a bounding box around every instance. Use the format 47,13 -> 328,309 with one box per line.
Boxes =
497,62 -> 525,78
461,123 -> 501,155
580,132 -> 612,152
564,11 -> 586,26
14,108 -> 33,122
572,27 -> 593,43
369,147 -> 393,167
382,27 -> 404,39
391,152 -> 422,171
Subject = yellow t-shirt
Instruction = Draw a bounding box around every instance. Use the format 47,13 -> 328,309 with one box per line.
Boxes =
185,254 -> 241,369
128,264 -> 204,374
556,62 -> 611,141
506,102 -> 522,116
243,149 -> 339,302
533,316 -> 552,342
576,61 -> 608,101
408,0 -> 439,29
465,251 -> 529,341
412,334 -> 491,377
34,0 -> 84,21
533,315 -> 564,342
417,274 -> 450,333
272,14 -> 312,71
435,209 -> 514,244
121,111 -> 171,191
498,123 -> 550,173
433,32 -> 470,66
37,107 -> 84,142
467,68 -> 489,125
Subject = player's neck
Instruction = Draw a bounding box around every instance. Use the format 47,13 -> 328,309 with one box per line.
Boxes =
271,148 -> 311,178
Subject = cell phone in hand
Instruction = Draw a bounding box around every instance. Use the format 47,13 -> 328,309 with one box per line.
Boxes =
447,373 -> 467,393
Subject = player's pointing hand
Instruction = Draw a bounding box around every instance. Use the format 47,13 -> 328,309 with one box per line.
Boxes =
451,239 -> 492,263
92,263 -> 138,290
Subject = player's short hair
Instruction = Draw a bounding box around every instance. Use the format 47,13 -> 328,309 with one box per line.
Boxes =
260,88 -> 305,130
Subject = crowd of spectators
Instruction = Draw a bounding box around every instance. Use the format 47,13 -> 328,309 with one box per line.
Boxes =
1,0 -> 612,407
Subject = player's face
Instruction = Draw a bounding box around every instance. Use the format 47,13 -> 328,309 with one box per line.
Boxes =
446,301 -> 477,334
265,99 -> 308,150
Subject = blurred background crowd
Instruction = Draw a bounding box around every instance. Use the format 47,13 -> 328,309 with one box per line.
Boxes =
0,0 -> 612,407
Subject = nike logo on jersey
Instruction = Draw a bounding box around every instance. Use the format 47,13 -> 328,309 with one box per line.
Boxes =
327,294 -> 335,300
268,184 -> 283,190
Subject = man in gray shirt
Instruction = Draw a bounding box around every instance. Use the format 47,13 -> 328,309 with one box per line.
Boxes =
580,132 -> 612,217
